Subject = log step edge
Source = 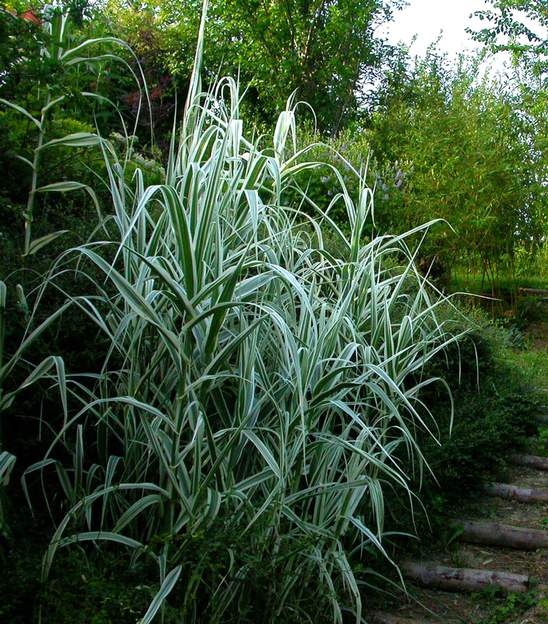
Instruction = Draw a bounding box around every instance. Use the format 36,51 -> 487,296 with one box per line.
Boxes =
483,482 -> 548,503
401,561 -> 529,594
451,519 -> 548,551
509,454 -> 548,471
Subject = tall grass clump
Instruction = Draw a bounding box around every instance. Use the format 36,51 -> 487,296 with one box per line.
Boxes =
19,5 -> 462,622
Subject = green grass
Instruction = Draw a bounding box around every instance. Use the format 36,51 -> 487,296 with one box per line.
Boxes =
451,269 -> 548,296
506,347 -> 548,396
505,321 -> 548,457
4,5 -> 544,623
0,5 -> 544,624
473,587 -> 539,624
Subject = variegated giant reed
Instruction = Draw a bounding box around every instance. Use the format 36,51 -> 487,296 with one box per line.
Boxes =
11,2 -> 463,622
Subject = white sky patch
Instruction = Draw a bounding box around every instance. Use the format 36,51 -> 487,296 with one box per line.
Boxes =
378,0 -> 511,76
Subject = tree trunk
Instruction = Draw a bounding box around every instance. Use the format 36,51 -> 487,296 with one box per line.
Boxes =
401,561 -> 529,593
451,520 -> 548,550
510,454 -> 548,471
483,482 -> 548,504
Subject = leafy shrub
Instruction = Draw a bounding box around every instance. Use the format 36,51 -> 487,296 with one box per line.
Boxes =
415,306 -> 541,508
513,296 -> 546,330
0,534 -> 168,624
285,126 -> 405,236
366,49 -> 546,288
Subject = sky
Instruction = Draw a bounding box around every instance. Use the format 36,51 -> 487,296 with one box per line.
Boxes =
378,0 -> 509,74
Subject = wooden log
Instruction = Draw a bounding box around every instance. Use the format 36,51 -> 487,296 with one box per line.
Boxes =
451,520 -> 548,550
401,561 -> 529,594
370,613 -> 431,624
518,287 -> 548,297
483,482 -> 548,504
509,454 -> 548,471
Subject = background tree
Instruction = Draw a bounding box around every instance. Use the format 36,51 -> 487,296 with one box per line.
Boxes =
104,0 -> 405,131
467,0 -> 547,285
366,49 -> 545,289
468,0 -> 547,69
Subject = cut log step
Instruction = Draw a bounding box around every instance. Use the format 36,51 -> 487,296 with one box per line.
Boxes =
370,613 -> 435,624
483,482 -> 548,504
518,287 -> 548,296
451,520 -> 548,550
402,561 -> 529,594
509,454 -> 548,471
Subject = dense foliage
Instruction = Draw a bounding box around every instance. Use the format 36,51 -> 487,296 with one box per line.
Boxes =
3,28 -> 468,622
366,51 -> 546,285
0,1 -> 546,622
104,0 -> 405,131
469,0 -> 547,66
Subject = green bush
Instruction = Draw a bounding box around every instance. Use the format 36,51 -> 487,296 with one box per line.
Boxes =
284,126 -> 405,237
416,307 -> 541,508
0,533 -> 166,624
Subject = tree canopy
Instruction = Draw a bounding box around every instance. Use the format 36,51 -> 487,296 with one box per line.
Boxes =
104,0 -> 405,130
